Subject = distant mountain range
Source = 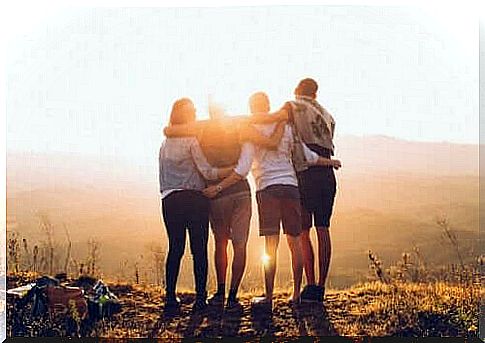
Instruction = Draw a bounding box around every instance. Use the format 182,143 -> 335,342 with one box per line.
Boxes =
7,135 -> 478,194
334,135 -> 478,177
6,135 -> 479,287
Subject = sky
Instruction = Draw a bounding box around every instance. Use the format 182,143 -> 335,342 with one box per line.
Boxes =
5,5 -> 479,166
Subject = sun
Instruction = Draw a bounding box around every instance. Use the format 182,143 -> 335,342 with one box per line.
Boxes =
261,253 -> 271,266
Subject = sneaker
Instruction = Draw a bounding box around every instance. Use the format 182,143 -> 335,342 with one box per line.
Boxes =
192,297 -> 208,313
300,285 -> 319,303
251,296 -> 272,310
302,285 -> 325,302
208,292 -> 225,307
165,296 -> 180,308
225,297 -> 243,312
164,295 -> 181,313
314,285 -> 325,302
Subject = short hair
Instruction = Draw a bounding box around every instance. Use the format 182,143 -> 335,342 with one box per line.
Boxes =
295,78 -> 318,97
169,98 -> 195,125
249,92 -> 270,113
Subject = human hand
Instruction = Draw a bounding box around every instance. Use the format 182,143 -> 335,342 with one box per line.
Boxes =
331,159 -> 342,170
203,185 -> 220,198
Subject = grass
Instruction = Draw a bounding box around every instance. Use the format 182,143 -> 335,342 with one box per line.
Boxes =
326,281 -> 481,336
5,272 -> 482,338
5,216 -> 483,338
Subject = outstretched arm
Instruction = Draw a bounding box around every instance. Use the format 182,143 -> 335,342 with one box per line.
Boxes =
315,157 -> 342,169
163,120 -> 209,138
301,142 -> 342,169
248,108 -> 289,124
240,121 -> 286,150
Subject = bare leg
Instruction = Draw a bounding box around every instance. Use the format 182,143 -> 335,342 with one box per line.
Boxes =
300,229 -> 316,285
214,235 -> 228,290
229,241 -> 247,298
264,235 -> 280,300
286,234 -> 303,300
316,227 -> 331,287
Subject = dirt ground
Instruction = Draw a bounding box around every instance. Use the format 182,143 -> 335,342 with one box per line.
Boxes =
6,274 -> 481,338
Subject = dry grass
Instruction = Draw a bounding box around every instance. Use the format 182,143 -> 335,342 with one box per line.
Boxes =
6,272 -> 482,338
326,281 -> 481,336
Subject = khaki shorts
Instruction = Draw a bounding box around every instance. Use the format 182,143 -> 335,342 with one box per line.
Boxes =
256,184 -> 302,237
209,191 -> 252,244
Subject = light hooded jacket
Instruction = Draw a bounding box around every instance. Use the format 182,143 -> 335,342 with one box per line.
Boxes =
285,96 -> 335,172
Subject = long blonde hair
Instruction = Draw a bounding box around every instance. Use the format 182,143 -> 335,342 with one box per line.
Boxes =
169,98 -> 195,125
249,92 -> 270,114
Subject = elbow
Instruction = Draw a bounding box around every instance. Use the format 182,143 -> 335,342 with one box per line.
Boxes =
233,171 -> 245,180
202,169 -> 219,181
265,141 -> 279,150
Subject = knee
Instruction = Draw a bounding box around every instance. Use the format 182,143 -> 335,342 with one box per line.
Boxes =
168,245 -> 184,260
191,243 -> 207,259
215,237 -> 229,250
233,241 -> 247,252
233,243 -> 247,258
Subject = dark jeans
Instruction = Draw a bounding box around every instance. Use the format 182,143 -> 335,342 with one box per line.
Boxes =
162,190 -> 209,299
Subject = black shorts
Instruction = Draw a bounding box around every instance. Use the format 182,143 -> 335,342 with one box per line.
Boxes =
256,184 -> 302,237
298,166 -> 336,230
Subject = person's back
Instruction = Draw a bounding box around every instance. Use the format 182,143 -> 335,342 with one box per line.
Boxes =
198,120 -> 241,168
197,120 -> 253,199
159,97 -> 223,314
248,92 -> 314,307
287,97 -> 335,153
251,123 -> 298,191
159,137 -> 222,195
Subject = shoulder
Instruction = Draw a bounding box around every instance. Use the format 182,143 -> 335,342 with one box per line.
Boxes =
323,107 -> 336,123
166,136 -> 198,146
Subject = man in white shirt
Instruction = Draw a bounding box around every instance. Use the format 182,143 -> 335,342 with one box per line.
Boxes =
248,92 -> 341,307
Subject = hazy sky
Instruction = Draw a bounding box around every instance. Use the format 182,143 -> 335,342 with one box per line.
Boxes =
6,6 -> 478,165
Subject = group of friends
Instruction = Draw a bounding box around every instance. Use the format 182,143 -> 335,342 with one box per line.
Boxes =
158,78 -> 342,313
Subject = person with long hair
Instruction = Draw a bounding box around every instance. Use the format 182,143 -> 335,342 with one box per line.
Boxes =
158,98 -> 232,313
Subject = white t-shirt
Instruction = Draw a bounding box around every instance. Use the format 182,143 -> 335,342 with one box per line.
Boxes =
251,123 -> 319,191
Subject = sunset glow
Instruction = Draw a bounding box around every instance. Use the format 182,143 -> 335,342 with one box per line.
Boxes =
5,5 -> 478,168
262,253 -> 271,266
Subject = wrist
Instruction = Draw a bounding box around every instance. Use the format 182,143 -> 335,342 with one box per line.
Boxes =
216,184 -> 223,193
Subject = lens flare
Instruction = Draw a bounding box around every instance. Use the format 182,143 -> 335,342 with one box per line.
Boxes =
262,253 -> 270,266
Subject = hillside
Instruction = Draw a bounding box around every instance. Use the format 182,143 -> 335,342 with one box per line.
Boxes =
335,135 -> 478,176
6,135 -> 480,288
6,275 -> 482,338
